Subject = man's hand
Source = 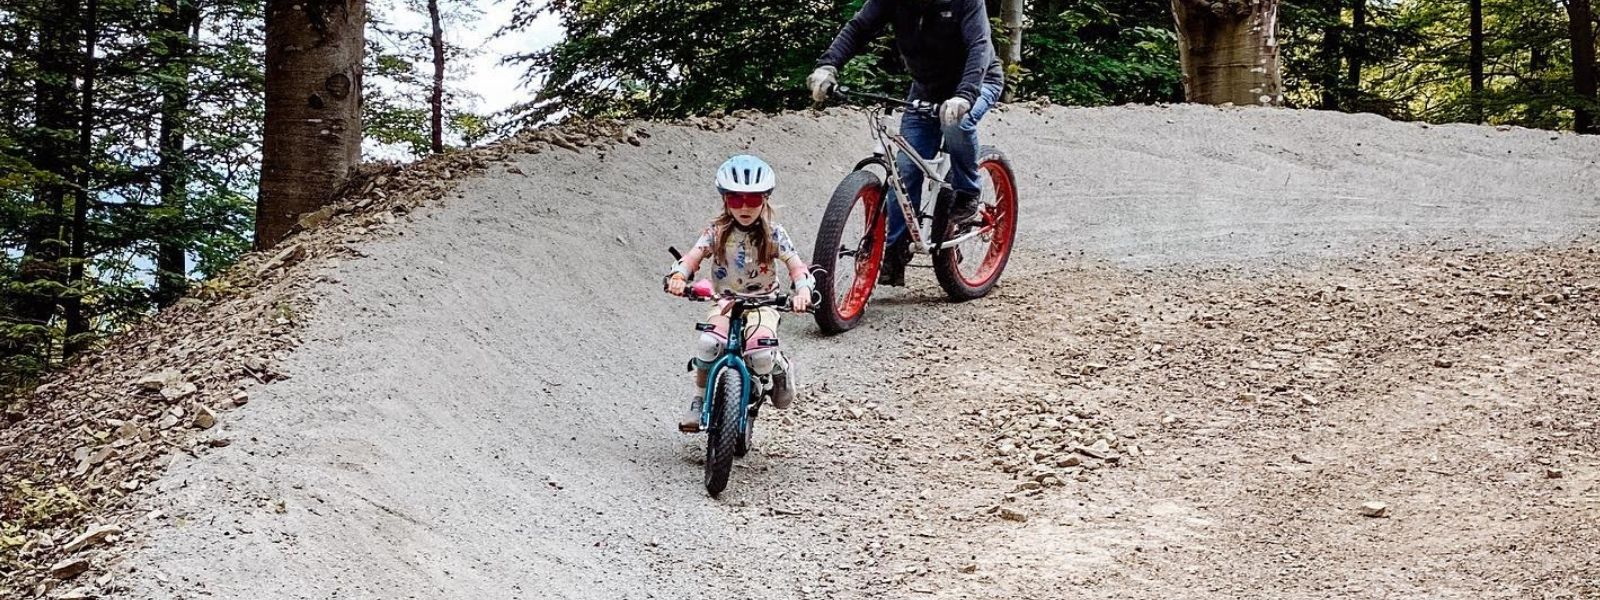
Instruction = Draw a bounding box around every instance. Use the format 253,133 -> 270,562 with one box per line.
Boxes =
940,97 -> 971,128
807,66 -> 838,104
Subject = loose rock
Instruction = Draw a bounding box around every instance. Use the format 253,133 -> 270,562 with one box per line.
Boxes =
1359,501 -> 1390,518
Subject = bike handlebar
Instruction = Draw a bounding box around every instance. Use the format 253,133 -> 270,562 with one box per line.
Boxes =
666,247 -> 818,313
828,85 -> 939,116
677,291 -> 815,314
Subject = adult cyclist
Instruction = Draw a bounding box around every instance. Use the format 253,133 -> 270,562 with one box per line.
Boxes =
807,0 -> 1005,287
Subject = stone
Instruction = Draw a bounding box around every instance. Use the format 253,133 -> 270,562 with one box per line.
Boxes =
998,507 -> 1029,522
191,404 -> 217,430
296,206 -> 335,230
136,371 -> 174,392
63,524 -> 123,553
1359,501 -> 1389,518
1077,440 -> 1114,460
50,557 -> 90,580
160,380 -> 198,402
255,243 -> 306,278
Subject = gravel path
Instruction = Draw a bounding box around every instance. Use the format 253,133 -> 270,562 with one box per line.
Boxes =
114,105 -> 1600,599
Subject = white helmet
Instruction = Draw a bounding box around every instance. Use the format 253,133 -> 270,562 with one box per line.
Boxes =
715,155 -> 776,193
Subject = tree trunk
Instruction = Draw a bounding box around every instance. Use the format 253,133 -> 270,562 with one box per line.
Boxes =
999,0 -> 1024,101
1568,0 -> 1598,133
64,0 -> 98,357
1346,0 -> 1365,102
257,0 -> 366,250
1469,0 -> 1484,122
155,0 -> 202,306
1172,0 -> 1283,106
428,0 -> 445,153
18,0 -> 81,341
1319,0 -> 1342,110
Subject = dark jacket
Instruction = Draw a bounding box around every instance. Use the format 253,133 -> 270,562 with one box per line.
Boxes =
816,0 -> 1005,104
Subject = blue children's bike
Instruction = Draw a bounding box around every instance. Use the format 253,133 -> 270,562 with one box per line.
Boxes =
668,248 -> 817,497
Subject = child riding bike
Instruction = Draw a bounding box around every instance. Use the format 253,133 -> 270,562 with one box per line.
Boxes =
664,155 -> 814,432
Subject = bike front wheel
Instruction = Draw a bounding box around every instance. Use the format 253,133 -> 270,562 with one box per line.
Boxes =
704,368 -> 743,497
813,169 -> 888,334
932,146 -> 1018,301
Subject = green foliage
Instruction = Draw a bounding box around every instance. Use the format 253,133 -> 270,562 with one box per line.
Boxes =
1016,0 -> 1182,105
501,0 -> 886,123
504,0 -> 1594,132
0,0 -> 263,396
1368,0 -> 1584,127
1276,0 -> 1420,113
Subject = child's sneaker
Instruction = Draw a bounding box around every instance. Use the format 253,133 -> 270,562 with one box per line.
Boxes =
680,395 -> 704,432
770,355 -> 796,409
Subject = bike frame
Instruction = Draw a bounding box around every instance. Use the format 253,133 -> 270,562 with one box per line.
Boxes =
699,309 -> 754,432
848,93 -> 995,256
861,106 -> 946,255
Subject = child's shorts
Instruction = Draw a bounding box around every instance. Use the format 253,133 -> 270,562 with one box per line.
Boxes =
706,302 -> 781,338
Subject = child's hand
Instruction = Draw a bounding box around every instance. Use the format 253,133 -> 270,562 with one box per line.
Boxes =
790,291 -> 811,313
665,274 -> 687,296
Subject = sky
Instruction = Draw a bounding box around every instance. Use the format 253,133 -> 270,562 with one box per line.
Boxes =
369,0 -> 563,157
384,0 -> 565,118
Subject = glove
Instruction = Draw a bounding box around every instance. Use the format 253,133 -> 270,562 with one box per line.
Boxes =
807,66 -> 838,104
940,97 -> 971,129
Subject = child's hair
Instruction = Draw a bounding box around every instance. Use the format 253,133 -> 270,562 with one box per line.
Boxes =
709,201 -> 778,267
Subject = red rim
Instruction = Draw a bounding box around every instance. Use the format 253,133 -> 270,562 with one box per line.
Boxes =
835,188 -> 885,321
955,160 -> 1017,288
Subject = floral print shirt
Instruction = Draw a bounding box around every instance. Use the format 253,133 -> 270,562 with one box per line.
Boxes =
693,222 -> 800,295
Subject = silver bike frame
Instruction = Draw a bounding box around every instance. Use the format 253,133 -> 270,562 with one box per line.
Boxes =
860,107 -> 990,255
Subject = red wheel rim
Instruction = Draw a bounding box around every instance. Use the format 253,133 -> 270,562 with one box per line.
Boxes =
834,188 -> 885,321
955,160 -> 1017,288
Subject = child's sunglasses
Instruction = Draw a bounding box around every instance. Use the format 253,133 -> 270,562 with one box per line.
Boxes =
723,192 -> 767,209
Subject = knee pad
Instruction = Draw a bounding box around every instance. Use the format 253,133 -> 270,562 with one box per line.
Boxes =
744,347 -> 778,375
695,331 -> 725,363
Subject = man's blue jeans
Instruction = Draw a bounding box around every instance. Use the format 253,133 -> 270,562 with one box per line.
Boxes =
885,82 -> 1003,246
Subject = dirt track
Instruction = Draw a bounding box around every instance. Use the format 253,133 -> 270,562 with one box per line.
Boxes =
105,105 -> 1600,599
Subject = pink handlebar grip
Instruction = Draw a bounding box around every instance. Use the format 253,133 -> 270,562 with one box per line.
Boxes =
690,279 -> 715,299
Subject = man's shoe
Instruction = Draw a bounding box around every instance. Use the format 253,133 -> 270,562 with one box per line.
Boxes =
948,190 -> 983,226
878,236 -> 910,286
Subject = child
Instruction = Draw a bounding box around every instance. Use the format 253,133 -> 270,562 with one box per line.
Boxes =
664,155 -> 814,432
